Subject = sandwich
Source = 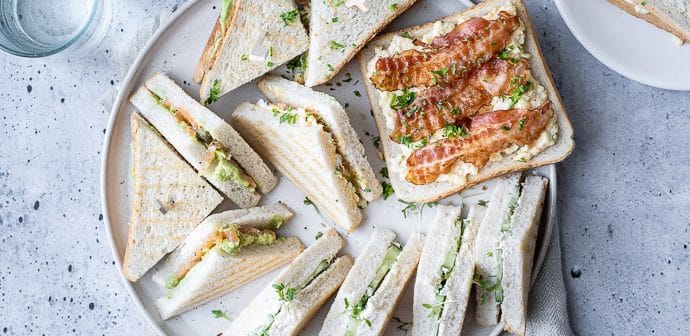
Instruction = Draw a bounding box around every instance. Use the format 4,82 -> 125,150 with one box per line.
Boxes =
607,0 -> 690,44
122,113 -> 223,282
129,72 -> 277,209
358,0 -> 574,203
473,172 -> 548,336
412,203 -> 485,336
225,229 -> 353,335
194,0 -> 309,104
231,76 -> 381,232
319,228 -> 425,336
152,204 -> 304,320
301,0 -> 419,87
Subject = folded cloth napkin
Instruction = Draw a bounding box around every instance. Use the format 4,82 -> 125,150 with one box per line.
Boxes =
104,1 -> 574,335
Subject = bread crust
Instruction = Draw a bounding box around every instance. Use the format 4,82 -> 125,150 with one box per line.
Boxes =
358,0 -> 575,203
607,0 -> 690,42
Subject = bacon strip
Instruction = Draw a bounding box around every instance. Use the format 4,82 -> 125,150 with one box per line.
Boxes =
371,12 -> 520,91
405,102 -> 553,185
391,58 -> 529,143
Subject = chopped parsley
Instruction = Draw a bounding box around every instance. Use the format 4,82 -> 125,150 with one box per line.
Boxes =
354,90 -> 361,97
518,117 -> 526,130
280,10 -> 299,26
332,17 -> 339,23
205,79 -> 221,105
279,112 -> 298,124
400,32 -> 412,39
272,283 -> 296,302
478,199 -> 488,207
389,88 -> 417,110
430,67 -> 449,77
442,124 -> 468,139
240,54 -> 248,61
329,40 -> 345,50
497,44 -> 521,64
398,135 -> 426,150
315,231 -> 324,240
380,167 -> 389,179
508,81 -> 533,108
382,181 -> 394,200
501,125 -> 511,131
390,3 -> 399,11
332,0 -> 345,6
211,309 -> 230,321
267,61 -> 275,67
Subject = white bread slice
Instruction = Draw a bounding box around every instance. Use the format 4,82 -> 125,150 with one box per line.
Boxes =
436,204 -> 484,335
473,172 -> 522,326
122,113 -> 222,282
358,0 -> 575,203
197,0 -> 309,102
304,0 -> 418,87
153,205 -> 302,320
231,101 -> 363,232
607,0 -> 690,42
257,76 -> 382,203
413,204 -> 464,335
319,229 -> 425,336
227,229 -> 352,335
130,73 -> 277,208
152,204 -> 294,286
500,175 -> 548,336
413,203 -> 484,335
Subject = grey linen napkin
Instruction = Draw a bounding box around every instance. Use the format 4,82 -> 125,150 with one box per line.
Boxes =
105,2 -> 574,335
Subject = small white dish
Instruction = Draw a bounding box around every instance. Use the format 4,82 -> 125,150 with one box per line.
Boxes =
555,0 -> 690,91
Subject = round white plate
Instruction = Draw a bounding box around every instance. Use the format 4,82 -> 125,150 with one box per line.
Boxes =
100,1 -> 557,335
555,0 -> 690,91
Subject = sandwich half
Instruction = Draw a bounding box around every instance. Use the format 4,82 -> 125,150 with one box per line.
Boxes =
225,229 -> 353,335
358,0 -> 574,203
153,204 -> 304,320
194,0 -> 309,104
302,0 -> 419,87
413,203 -> 484,336
123,113 -> 223,282
129,72 -> 277,208
231,78 -> 380,231
319,228 -> 425,336
473,173 -> 548,336
607,0 -> 690,43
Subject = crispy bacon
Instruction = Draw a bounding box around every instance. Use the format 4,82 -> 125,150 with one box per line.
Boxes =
405,102 -> 553,185
391,58 -> 529,142
371,12 -> 520,91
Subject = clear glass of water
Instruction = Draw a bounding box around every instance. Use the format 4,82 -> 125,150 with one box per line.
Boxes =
0,0 -> 112,58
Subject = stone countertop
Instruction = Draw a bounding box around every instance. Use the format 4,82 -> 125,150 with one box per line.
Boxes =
0,0 -> 688,335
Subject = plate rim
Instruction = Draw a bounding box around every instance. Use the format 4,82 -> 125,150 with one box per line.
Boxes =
554,0 -> 690,91
99,1 -> 558,334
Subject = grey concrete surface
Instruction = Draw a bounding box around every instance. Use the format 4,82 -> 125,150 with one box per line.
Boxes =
0,0 -> 687,335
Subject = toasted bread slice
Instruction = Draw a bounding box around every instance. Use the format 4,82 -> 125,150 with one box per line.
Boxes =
607,0 -> 690,43
257,76 -> 382,203
153,205 -> 304,320
358,0 -> 574,203
226,229 -> 352,336
231,101 -> 364,232
303,0 -> 419,87
196,0 -> 309,103
122,113 -> 222,282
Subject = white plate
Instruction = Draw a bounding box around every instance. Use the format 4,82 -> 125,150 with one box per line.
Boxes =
555,0 -> 690,91
100,1 -> 557,335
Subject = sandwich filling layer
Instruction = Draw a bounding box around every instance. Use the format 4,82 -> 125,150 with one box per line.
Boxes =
255,257 -> 336,335
423,216 -> 471,335
368,3 -> 559,185
147,89 -> 257,190
165,220 -> 284,289
344,242 -> 402,335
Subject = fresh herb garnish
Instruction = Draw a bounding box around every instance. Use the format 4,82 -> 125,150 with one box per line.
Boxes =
389,88 -> 417,110
304,197 -> 319,212
478,199 -> 488,206
380,167 -> 389,179
373,136 -> 381,149
279,112 -> 298,124
354,90 -> 361,97
390,3 -> 399,11
508,80 -> 533,108
399,200 -> 437,218
212,309 -> 231,321
315,231 -> 323,240
329,40 -> 345,50
518,117 -> 526,131
442,124 -> 468,139
272,283 -> 296,302
382,181 -> 394,200
400,32 -> 412,39
280,10 -> 299,25
205,79 -> 221,105
501,125 -> 511,131
332,0 -> 345,6
240,54 -> 248,61
431,67 -> 449,77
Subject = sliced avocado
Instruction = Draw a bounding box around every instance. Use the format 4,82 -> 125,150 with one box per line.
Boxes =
212,150 -> 255,191
218,225 -> 276,255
